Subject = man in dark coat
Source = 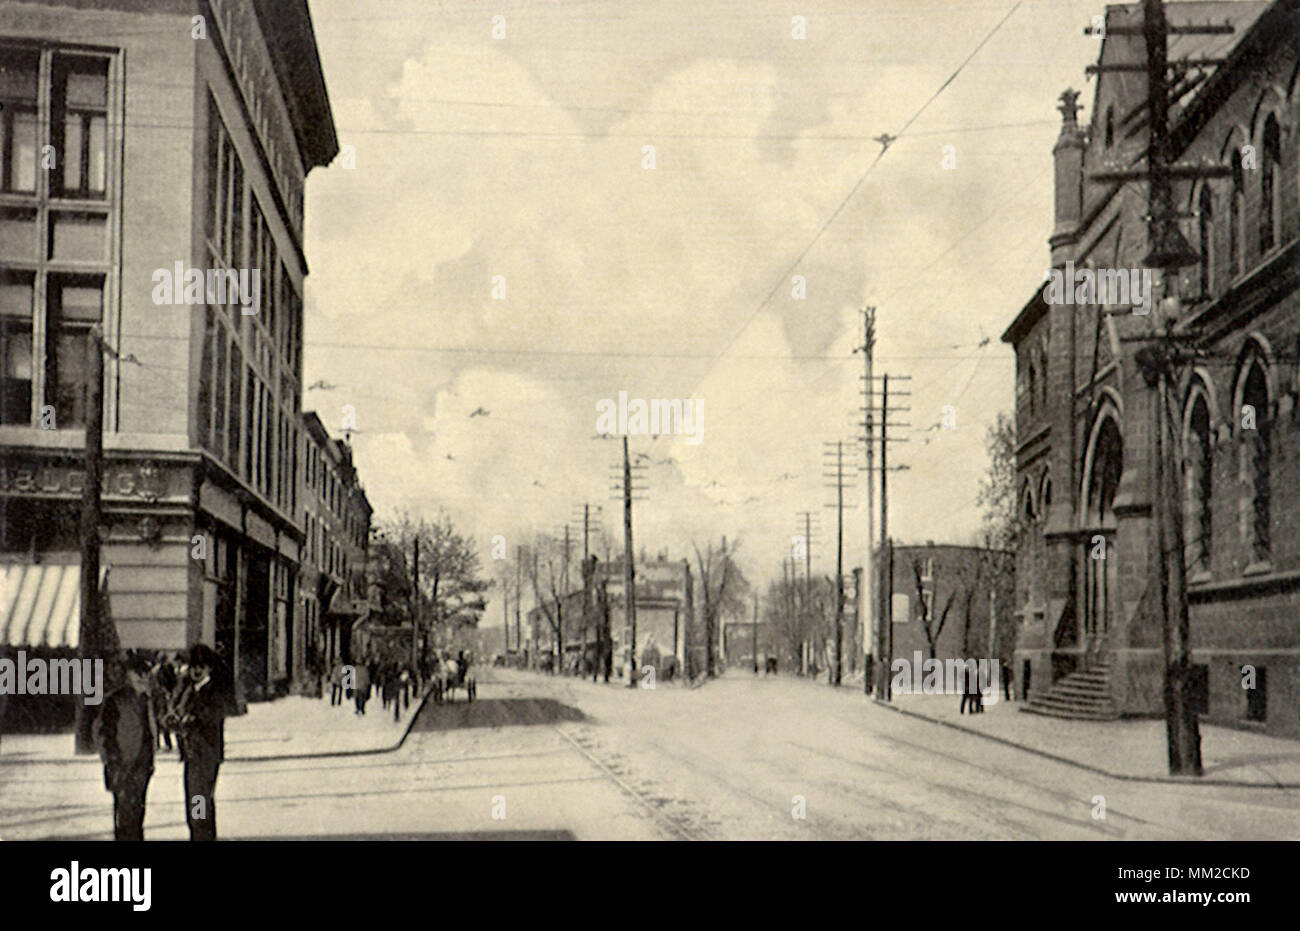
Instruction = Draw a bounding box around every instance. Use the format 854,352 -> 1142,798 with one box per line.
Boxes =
93,651 -> 156,841
170,643 -> 231,841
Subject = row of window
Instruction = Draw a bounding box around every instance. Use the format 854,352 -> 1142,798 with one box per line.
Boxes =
1020,348 -> 1276,576
205,96 -> 302,378
1,49 -> 107,200
1195,111 -> 1289,298
0,46 -> 112,431
1182,351 -> 1271,573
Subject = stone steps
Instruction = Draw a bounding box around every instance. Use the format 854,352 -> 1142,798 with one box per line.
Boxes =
1021,661 -> 1119,721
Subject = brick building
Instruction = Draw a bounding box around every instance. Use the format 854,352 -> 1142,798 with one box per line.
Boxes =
299,411 -> 371,689
881,543 -> 1016,674
1003,1 -> 1300,734
0,0 -> 337,709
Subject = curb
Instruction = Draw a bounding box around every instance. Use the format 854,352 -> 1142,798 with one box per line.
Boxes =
231,683 -> 436,763
872,699 -> 1299,790
0,684 -> 437,767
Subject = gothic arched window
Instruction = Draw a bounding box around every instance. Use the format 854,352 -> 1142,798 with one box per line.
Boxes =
1230,149 -> 1245,278
1237,358 -> 1271,563
1261,115 -> 1282,254
1183,388 -> 1213,574
1198,185 -> 1214,296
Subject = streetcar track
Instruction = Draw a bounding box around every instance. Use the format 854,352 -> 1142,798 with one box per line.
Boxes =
552,724 -> 703,841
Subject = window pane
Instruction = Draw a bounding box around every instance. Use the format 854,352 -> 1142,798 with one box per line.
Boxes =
60,57 -> 108,109
0,50 -> 38,101
198,308 -> 214,449
57,283 -> 103,322
214,328 -> 228,459
10,110 -> 37,192
49,328 -> 89,427
62,116 -> 83,192
228,345 -> 242,467
0,271 -> 33,318
87,115 -> 106,192
1,321 -> 32,424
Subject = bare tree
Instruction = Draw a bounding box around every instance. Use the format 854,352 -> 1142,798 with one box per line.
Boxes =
692,537 -> 750,677
525,535 -> 572,674
912,557 -> 955,661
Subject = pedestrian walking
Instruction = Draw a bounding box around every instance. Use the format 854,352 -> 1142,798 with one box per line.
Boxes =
329,660 -> 344,706
168,643 -> 233,841
93,650 -> 156,841
353,659 -> 372,715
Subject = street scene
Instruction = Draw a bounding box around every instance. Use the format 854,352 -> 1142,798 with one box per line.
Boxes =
7,667 -> 1300,841
2,0 -> 1300,861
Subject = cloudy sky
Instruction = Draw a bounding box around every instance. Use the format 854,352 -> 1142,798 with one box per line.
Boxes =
299,0 -> 1104,605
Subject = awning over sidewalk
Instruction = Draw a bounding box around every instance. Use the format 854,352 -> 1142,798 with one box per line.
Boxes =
0,562 -> 103,649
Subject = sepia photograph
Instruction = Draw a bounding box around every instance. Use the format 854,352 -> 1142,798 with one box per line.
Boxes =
0,0 -> 1296,912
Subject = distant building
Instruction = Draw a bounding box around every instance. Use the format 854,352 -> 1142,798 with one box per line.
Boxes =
879,543 -> 1015,675
300,411 -> 371,686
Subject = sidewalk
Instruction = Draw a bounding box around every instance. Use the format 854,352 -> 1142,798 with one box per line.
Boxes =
0,684 -> 431,766
881,691 -> 1300,788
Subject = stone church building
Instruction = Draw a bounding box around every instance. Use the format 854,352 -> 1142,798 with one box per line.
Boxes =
1002,1 -> 1300,736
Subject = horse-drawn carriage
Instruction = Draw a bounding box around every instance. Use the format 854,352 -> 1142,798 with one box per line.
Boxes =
431,652 -> 477,703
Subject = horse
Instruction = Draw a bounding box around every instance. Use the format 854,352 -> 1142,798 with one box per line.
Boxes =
436,658 -> 477,703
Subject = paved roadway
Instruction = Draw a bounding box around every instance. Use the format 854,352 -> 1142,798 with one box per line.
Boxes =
4,667 -> 1299,840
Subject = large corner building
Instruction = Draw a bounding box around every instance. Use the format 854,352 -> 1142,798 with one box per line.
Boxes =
0,0 -> 338,710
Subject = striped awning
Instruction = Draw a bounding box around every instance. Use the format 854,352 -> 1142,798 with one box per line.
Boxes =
0,563 -> 97,648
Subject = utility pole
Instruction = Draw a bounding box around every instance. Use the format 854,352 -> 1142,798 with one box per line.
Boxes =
857,307 -> 875,694
622,435 -> 637,686
752,591 -> 759,675
794,512 -> 819,676
411,536 -> 420,668
824,439 -> 854,686
1084,0 -> 1230,775
865,372 -> 911,700
514,545 -> 522,662
74,325 -> 105,755
532,547 -> 539,671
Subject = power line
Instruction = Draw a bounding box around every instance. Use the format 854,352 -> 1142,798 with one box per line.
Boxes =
685,1 -> 1024,389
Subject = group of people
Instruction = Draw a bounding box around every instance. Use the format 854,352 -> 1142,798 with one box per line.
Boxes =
327,655 -> 428,719
93,643 -> 234,842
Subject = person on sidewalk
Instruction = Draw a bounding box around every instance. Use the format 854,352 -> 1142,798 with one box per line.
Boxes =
169,643 -> 233,841
93,650 -> 156,841
329,660 -> 344,707
151,653 -> 177,751
353,659 -> 372,715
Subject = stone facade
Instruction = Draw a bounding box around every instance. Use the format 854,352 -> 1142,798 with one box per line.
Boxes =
1003,1 -> 1300,736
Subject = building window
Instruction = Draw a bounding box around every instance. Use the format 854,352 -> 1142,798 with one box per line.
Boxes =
0,270 -> 34,424
1237,358 -> 1270,564
1197,185 -> 1214,297
1104,105 -> 1114,148
1244,665 -> 1266,722
1260,115 -> 1281,255
1183,390 -> 1212,574
1229,149 -> 1245,279
0,46 -> 114,430
46,276 -> 102,427
51,56 -> 108,199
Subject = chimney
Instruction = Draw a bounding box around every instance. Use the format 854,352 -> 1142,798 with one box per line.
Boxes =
1050,87 -> 1086,267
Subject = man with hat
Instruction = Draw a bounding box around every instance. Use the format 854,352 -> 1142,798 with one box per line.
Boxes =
93,650 -> 156,840
168,643 -> 232,841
